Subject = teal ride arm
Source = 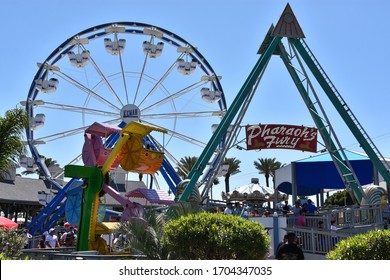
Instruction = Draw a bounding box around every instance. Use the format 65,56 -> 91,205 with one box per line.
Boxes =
178,36 -> 282,202
278,40 -> 365,203
291,38 -> 390,188
64,165 -> 103,251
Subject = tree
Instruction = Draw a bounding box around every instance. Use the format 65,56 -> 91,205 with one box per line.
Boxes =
253,157 -> 283,187
324,190 -> 354,207
176,156 -> 198,179
223,157 -> 241,193
0,108 -> 27,180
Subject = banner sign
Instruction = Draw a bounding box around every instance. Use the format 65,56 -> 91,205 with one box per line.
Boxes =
245,124 -> 317,152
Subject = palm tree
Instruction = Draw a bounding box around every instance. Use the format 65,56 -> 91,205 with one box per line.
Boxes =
176,156 -> 198,179
177,156 -> 219,201
272,161 -> 285,187
116,210 -> 168,259
223,157 -> 241,193
253,157 -> 283,188
0,108 -> 27,180
115,202 -> 202,259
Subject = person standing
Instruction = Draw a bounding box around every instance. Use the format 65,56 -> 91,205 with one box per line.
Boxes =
276,232 -> 305,260
330,220 -> 337,231
240,200 -> 250,219
317,221 -> 326,250
276,234 -> 288,254
232,202 -> 242,215
38,234 -> 46,249
291,200 -> 302,216
296,210 -> 306,227
60,226 -> 76,247
306,199 -> 318,214
282,201 -> 291,215
45,228 -> 60,248
224,203 -> 233,214
330,220 -> 338,247
21,229 -> 32,249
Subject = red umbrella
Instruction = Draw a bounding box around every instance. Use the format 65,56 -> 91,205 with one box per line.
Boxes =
0,216 -> 18,229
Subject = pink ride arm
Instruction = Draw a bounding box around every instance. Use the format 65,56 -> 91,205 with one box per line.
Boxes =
102,183 -> 143,221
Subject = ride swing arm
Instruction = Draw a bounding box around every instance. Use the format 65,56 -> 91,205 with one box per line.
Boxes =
178,36 -> 282,202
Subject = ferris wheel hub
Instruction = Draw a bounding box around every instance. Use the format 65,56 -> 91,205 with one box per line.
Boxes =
120,104 -> 140,123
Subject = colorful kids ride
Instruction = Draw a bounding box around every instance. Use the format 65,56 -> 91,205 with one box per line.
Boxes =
65,121 -> 166,251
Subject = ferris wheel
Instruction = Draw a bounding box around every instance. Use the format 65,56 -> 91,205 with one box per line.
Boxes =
23,22 -> 227,195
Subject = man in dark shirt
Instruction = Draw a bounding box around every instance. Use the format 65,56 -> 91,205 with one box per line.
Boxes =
282,201 -> 290,215
276,232 -> 305,260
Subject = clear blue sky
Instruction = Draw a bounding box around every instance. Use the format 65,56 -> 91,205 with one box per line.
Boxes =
2,0 -> 390,200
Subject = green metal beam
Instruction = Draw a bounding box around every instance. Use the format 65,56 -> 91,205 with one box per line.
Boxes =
178,36 -> 282,202
278,40 -> 365,203
292,38 -> 390,194
64,165 -> 103,251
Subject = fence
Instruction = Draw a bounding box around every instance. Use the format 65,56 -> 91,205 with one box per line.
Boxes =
284,205 -> 384,254
286,205 -> 383,229
285,226 -> 350,254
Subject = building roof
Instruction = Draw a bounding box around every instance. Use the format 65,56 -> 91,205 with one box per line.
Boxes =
0,177 -> 55,205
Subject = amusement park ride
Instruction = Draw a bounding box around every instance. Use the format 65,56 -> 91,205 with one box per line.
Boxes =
21,4 -> 390,251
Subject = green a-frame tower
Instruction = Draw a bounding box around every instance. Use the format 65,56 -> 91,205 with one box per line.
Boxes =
179,3 -> 390,205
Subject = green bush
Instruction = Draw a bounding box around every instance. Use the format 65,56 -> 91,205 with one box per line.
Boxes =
327,229 -> 390,260
162,212 -> 270,259
0,228 -> 25,259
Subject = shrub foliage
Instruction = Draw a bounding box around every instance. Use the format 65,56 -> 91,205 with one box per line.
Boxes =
163,212 -> 270,259
0,228 -> 25,259
327,229 -> 390,260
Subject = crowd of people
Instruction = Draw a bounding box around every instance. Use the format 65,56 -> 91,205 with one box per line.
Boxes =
36,226 -> 77,249
18,225 -> 77,250
221,198 -> 321,220
281,199 -> 318,216
222,200 -> 271,218
18,225 -> 111,256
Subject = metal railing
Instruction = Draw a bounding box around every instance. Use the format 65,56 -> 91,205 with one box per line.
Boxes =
286,205 -> 383,229
20,248 -> 144,260
284,205 -> 384,255
285,226 -> 350,255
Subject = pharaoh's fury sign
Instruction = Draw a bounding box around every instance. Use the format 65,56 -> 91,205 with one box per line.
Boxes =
245,124 -> 317,152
